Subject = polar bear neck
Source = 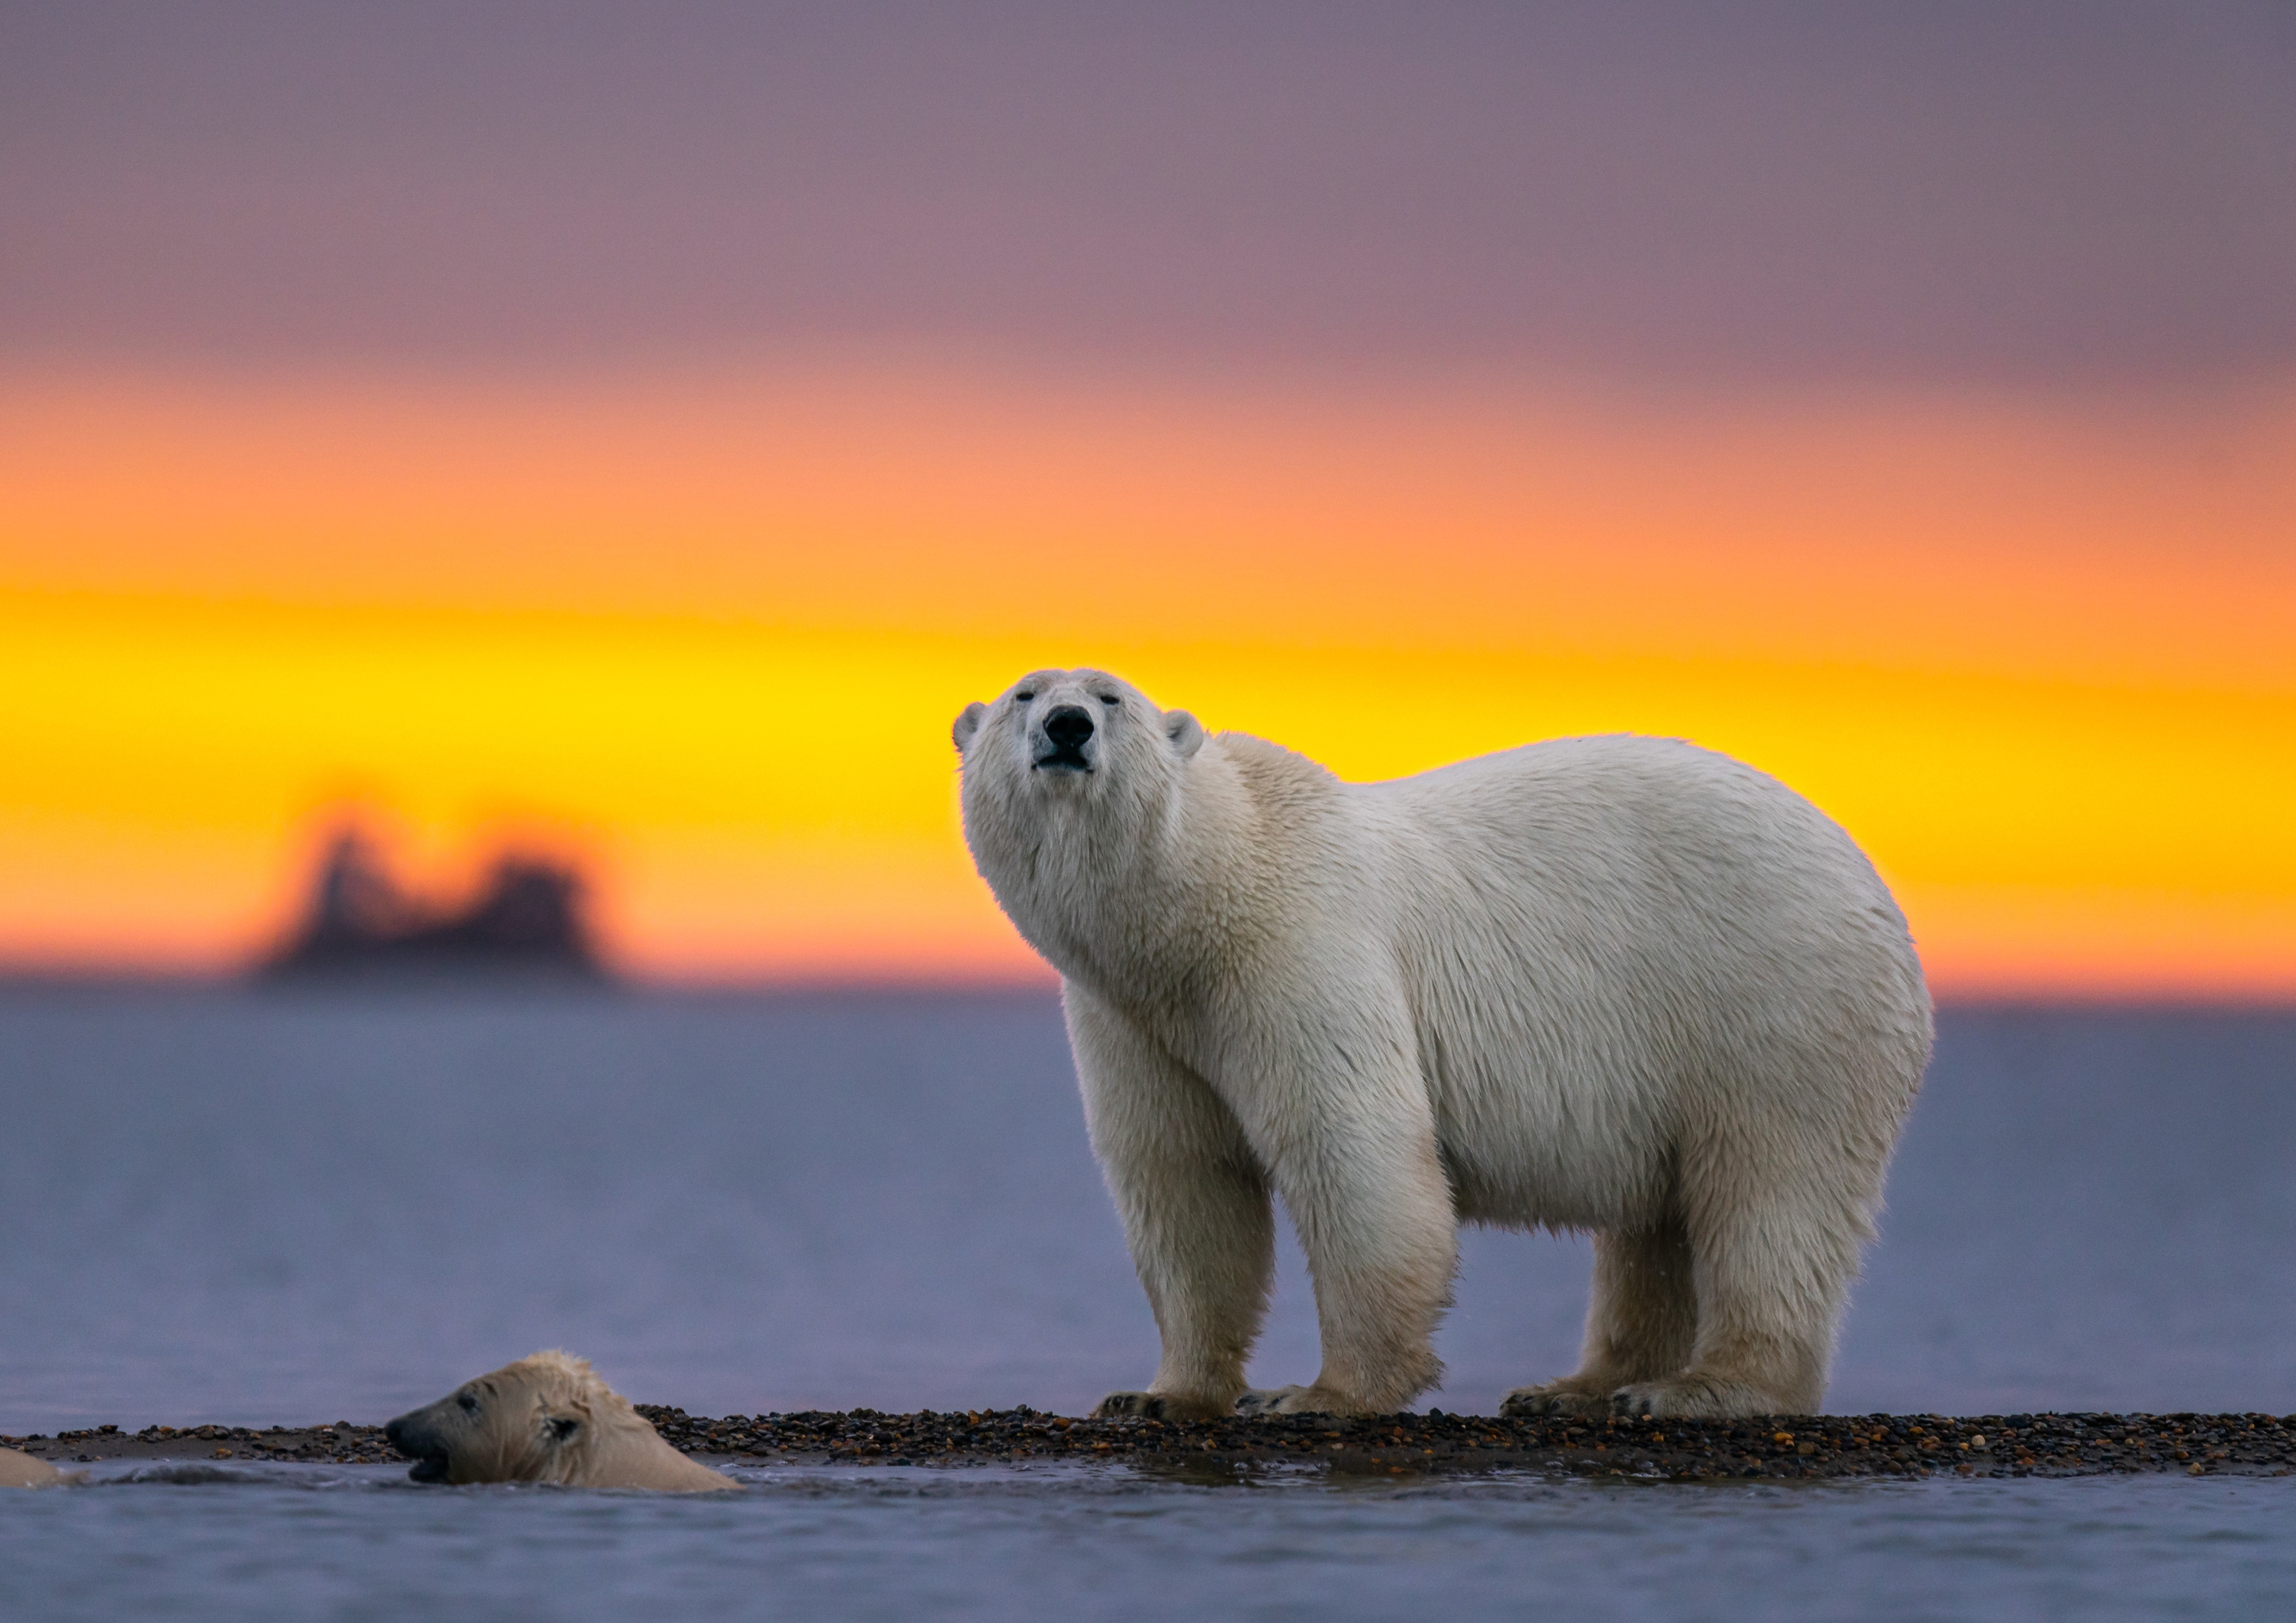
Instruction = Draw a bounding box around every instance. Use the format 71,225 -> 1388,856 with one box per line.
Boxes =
978,734 -> 1333,1008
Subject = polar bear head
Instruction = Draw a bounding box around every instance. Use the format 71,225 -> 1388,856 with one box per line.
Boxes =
953,668 -> 1215,975
953,668 -> 1205,878
384,1349 -> 731,1491
953,668 -> 1202,807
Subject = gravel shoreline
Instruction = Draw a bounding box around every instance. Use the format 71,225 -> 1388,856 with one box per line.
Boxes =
9,1410 -> 2293,1480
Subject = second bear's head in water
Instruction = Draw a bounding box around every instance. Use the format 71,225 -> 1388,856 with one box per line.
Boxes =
384,1351 -> 732,1491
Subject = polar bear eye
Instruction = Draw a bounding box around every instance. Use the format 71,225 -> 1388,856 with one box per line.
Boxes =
1098,694 -> 1119,707
547,1418 -> 580,1443
1014,689 -> 1035,703
457,1392 -> 479,1414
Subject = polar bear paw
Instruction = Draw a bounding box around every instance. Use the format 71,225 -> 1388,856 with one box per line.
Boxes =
1233,1385 -> 1358,1416
1499,1380 -> 1617,1418
1092,1391 -> 1235,1423
1607,1376 -> 1789,1419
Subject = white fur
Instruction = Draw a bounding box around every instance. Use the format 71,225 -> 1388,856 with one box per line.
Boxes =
956,669 -> 1930,1419
384,1351 -> 735,1490
0,1446 -> 68,1488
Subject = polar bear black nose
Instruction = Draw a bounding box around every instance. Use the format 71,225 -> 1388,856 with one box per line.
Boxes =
1045,706 -> 1095,749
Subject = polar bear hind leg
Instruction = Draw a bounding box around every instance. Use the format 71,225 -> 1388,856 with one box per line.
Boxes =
1611,1113 -> 1879,1417
1501,1220 -> 1699,1416
1608,1166 -> 1866,1417
1504,1108 -> 1884,1420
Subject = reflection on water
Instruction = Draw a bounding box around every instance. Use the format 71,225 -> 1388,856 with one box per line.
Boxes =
0,988 -> 2291,1430
1,1463 -> 2290,1623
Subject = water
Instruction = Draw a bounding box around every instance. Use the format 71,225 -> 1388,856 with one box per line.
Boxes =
2,1463 -> 2291,1623
3,987 -> 2293,1618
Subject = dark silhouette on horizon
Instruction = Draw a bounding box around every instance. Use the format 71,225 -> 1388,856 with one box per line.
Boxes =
262,827 -> 605,982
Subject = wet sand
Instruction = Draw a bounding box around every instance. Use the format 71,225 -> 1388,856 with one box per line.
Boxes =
8,1410 -> 2293,1480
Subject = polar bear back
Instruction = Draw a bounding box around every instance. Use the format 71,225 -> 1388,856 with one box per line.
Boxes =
0,1448 -> 66,1488
1336,734 -> 1929,1231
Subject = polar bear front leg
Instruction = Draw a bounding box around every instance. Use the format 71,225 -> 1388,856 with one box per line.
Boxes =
1066,987 -> 1276,1423
1232,1029 -> 1457,1417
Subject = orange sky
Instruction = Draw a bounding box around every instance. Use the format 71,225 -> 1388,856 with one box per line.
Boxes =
5,364 -> 2293,996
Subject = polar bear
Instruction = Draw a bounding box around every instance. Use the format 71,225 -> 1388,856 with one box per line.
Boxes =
955,669 -> 1929,1420
384,1351 -> 734,1490
0,1446 -> 67,1488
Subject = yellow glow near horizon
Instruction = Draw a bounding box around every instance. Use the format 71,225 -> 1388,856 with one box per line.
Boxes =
3,367 -> 2293,995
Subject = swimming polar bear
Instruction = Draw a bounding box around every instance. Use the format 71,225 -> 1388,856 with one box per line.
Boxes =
0,1446 -> 68,1488
385,1351 -> 734,1490
955,669 -> 1929,1420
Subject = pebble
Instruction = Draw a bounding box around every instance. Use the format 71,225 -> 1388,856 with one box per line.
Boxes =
622,1408 -> 2296,1481
0,1422 -> 401,1467
9,1410 -> 2291,1481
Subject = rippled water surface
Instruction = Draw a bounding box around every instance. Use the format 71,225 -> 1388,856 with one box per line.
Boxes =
3,1463 -> 2291,1623
3,988 -> 2293,1619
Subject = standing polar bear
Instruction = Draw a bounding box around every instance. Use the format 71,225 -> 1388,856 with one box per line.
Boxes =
955,669 -> 1929,1420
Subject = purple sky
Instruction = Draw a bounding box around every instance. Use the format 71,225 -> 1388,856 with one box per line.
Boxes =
5,2 -> 2293,384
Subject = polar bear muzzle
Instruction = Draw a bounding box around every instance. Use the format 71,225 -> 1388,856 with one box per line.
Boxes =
382,1391 -> 471,1482
1034,704 -> 1097,772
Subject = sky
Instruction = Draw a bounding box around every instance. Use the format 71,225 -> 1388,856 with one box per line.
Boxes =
4,3 -> 2293,994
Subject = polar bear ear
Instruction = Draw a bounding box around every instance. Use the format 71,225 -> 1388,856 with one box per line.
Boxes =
1164,710 -> 1204,759
952,702 -> 987,752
